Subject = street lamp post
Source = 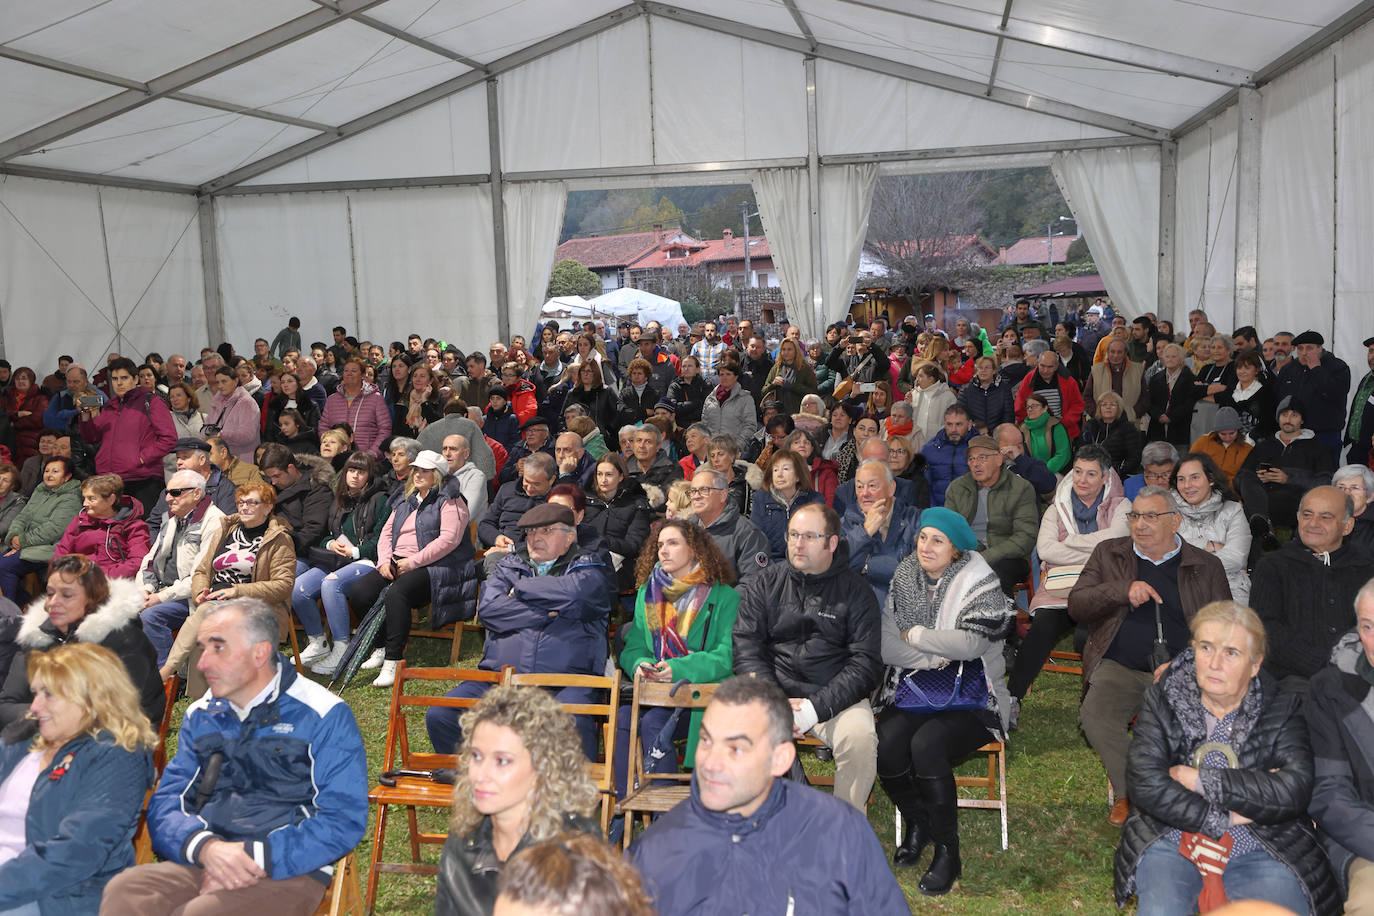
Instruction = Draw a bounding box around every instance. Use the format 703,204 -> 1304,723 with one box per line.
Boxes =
1047,215 -> 1076,265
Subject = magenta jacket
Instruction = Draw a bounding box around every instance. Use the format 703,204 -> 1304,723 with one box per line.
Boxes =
51,496 -> 151,579
78,388 -> 177,483
318,382 -> 392,456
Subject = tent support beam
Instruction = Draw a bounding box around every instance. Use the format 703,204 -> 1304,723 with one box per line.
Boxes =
200,4 -> 643,193
0,163 -> 197,194
985,0 -> 1014,96
198,197 -> 225,346
505,157 -> 806,183
834,0 -> 1251,86
780,0 -> 818,51
1233,88 -> 1261,329
805,57 -> 824,334
822,135 -> 1157,165
352,13 -> 490,71
0,0 -> 392,162
642,3 -> 1169,140
215,174 -> 490,195
488,79 -> 511,344
1157,140 -> 1177,323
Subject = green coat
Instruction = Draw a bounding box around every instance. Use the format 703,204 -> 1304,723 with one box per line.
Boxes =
619,581 -> 739,767
6,478 -> 82,563
762,360 -> 819,416
944,464 -> 1040,568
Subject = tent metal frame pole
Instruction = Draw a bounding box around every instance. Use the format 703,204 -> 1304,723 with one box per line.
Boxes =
1233,88 -> 1261,329
1157,140 -> 1178,323
214,174 -> 490,195
805,57 -> 824,335
822,136 -> 1155,165
488,79 -> 511,344
198,197 -> 226,345
201,4 -> 642,194
0,0 -> 391,162
641,3 -> 1169,141
834,0 -> 1250,86
0,164 -> 196,194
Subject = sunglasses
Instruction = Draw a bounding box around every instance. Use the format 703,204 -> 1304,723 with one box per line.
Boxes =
166,487 -> 198,497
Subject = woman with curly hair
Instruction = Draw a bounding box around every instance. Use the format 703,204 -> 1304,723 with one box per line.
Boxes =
434,685 -> 601,916
614,519 -> 738,835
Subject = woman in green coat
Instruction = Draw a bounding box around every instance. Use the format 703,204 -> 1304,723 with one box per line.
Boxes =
0,455 -> 82,601
615,518 -> 738,808
1019,392 -> 1072,474
762,339 -> 819,416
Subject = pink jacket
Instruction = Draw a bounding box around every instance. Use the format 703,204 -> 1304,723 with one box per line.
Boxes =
206,386 -> 262,462
318,382 -> 392,456
52,496 -> 151,579
78,388 -> 177,483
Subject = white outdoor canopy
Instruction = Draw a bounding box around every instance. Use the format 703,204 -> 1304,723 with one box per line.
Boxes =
2,1 -> 1374,371
588,287 -> 687,334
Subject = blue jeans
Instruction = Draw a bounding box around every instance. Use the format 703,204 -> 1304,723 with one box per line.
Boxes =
1135,838 -> 1310,916
292,560 -> 374,639
141,599 -> 190,667
0,553 -> 44,603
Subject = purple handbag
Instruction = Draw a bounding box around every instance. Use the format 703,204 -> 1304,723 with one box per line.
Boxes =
893,659 -> 988,714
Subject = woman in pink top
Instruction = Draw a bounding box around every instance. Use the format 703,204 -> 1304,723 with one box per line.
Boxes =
345,450 -> 473,688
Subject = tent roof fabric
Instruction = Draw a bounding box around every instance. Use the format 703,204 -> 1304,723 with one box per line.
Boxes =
2,1 -> 1369,192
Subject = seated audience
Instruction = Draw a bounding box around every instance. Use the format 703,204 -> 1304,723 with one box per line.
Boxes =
258,443 -> 332,563
1015,347 -> 1085,439
687,467 -> 770,586
51,473 -> 151,580
440,433 -> 488,522
1189,406 -> 1252,486
0,464 -> 24,547
0,643 -> 156,914
699,362 -> 757,455
626,424 -> 683,490
842,458 -> 922,609
781,428 -> 837,508
921,403 -> 972,507
751,449 -> 823,561
0,456 -> 82,601
1114,601 -> 1338,916
1171,452 -> 1252,603
1335,463 -> 1374,555
204,366 -> 261,463
103,597 -> 367,916
1078,391 -> 1142,480
944,435 -> 1039,595
495,832 -> 655,916
583,453 -> 656,594
479,451 -> 555,557
1019,392 -> 1072,474
629,676 -> 908,915
1068,486 -> 1231,825
1124,440 -> 1180,501
434,685 -> 602,916
909,364 -> 956,444
0,554 -> 162,728
957,355 -> 1015,436
1235,396 -> 1336,547
991,422 -> 1057,498
877,508 -> 1014,894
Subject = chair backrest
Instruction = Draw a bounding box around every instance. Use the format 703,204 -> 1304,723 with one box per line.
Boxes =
381,663 -> 511,773
626,673 -> 718,793
153,675 -> 180,776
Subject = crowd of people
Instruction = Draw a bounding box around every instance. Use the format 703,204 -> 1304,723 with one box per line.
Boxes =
0,300 -> 1372,914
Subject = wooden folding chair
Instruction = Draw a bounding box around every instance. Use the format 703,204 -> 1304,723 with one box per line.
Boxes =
894,740 -> 1009,850
364,663 -> 512,915
315,850 -> 363,916
615,674 -> 717,849
134,674 -> 183,863
409,607 -> 483,665
507,670 -> 621,836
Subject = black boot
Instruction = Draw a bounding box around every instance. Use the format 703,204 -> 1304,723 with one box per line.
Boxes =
916,773 -> 961,896
880,772 -> 928,867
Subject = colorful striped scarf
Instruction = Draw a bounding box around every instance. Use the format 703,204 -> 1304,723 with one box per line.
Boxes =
644,562 -> 711,660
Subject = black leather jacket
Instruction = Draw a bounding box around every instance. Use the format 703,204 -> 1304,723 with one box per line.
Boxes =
434,812 -> 599,916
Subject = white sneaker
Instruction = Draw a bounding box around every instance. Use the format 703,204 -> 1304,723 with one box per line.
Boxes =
360,648 -> 385,670
299,635 -> 330,665
310,640 -> 350,676
372,659 -> 398,688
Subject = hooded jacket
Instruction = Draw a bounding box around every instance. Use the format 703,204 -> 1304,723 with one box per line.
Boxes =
629,776 -> 909,916
0,577 -> 163,728
1252,539 -> 1374,682
0,722 -> 154,916
5,476 -> 82,563
700,382 -> 758,453
733,541 -> 882,723
1115,651 -> 1339,915
1031,470 -> 1130,612
205,384 -> 262,462
51,495 -> 151,580
1307,632 -> 1374,894
318,380 -> 392,456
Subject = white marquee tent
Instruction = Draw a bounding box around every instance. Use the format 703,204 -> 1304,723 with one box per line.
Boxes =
588,287 -> 687,333
3,1 -> 1374,372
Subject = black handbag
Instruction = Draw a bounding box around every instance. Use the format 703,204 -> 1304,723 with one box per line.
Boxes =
893,658 -> 988,714
307,546 -> 352,572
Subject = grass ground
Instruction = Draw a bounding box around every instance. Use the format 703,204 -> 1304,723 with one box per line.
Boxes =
166,630 -> 1126,915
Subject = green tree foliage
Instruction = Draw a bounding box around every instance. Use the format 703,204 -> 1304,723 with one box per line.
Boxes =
974,168 -> 1073,247
545,258 -> 602,299
693,187 -> 764,239
1066,236 -> 1094,264
630,196 -> 686,235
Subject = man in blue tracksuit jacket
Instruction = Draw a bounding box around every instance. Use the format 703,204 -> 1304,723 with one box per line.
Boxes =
102,598 -> 367,915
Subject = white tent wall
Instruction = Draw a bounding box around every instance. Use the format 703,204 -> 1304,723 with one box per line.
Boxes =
0,175 -> 204,371
1172,108 -> 1238,331
216,185 -> 500,354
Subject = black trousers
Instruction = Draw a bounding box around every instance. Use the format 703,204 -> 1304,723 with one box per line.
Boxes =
347,567 -> 434,660
987,556 -> 1031,598
1008,606 -> 1073,699
876,706 -> 990,780
1234,472 -> 1302,528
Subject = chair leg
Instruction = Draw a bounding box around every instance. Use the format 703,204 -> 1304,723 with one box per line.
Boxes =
364,804 -> 389,916
405,806 -> 421,862
287,624 -> 304,673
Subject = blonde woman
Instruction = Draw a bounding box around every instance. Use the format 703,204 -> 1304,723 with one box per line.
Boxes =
0,642 -> 156,914
435,685 -> 600,916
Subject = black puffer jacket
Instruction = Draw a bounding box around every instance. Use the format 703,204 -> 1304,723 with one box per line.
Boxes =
584,479 -> 658,591
732,541 -> 882,722
1115,650 -> 1339,915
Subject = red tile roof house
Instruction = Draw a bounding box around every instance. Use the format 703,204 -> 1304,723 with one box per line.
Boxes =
997,234 -> 1081,266
627,229 -> 776,290
553,228 -> 695,293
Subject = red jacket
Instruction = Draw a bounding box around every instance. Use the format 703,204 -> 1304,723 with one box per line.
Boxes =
508,379 -> 538,427
51,496 -> 151,579
78,387 -> 177,483
810,457 -> 840,507
1014,370 -> 1085,439
2,387 -> 49,465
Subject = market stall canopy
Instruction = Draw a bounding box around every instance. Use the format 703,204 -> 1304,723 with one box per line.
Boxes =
589,287 -> 687,331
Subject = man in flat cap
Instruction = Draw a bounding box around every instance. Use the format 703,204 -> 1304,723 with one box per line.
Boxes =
426,502 -> 615,757
1275,330 -> 1351,463
1345,336 -> 1374,467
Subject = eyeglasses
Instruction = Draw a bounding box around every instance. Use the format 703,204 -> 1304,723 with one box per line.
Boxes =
786,530 -> 829,543
166,487 -> 198,498
1142,471 -> 1173,482
688,487 -> 725,497
1126,510 -> 1178,522
236,498 -> 264,509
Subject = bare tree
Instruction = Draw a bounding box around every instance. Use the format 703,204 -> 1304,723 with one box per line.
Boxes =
864,172 -> 989,296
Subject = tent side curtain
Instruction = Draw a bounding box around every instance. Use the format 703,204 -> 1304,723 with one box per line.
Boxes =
820,163 -> 878,337
1051,146 -> 1160,323
217,186 -> 500,357
504,181 -> 568,342
751,168 -> 816,339
0,175 -> 204,371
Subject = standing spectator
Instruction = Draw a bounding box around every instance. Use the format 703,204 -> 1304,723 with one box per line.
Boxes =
1276,330 -> 1351,463
1145,343 -> 1197,449
699,362 -> 757,454
204,366 -> 261,463
2,367 -> 48,466
666,355 -> 710,427
269,316 -> 302,359
76,356 -> 176,514
1346,335 -> 1374,467
1015,349 -> 1085,440
1217,349 -> 1277,444
564,362 -> 618,438
909,364 -> 957,443
318,358 -> 392,457
762,340 -> 817,417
